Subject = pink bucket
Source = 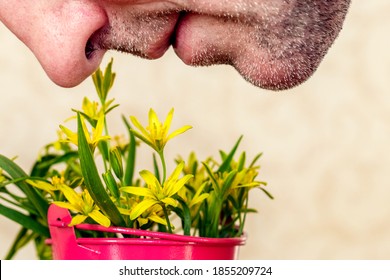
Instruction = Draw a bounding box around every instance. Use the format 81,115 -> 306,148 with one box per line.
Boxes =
47,204 -> 246,260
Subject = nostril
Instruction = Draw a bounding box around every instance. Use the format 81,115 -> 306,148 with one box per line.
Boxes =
26,2 -> 109,87
85,39 -> 96,59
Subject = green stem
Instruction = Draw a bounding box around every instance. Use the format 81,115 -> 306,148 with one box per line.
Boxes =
158,151 -> 167,184
102,115 -> 110,172
212,198 -> 223,237
238,192 -> 249,237
103,114 -> 109,138
98,143 -> 109,173
162,204 -> 172,233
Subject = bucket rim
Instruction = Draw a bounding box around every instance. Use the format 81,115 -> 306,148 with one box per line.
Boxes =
75,223 -> 246,245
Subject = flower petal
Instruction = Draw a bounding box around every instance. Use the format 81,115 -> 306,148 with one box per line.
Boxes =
59,185 -> 82,209
27,179 -> 56,194
161,197 -> 178,208
117,207 -> 132,215
189,193 -> 209,208
165,174 -> 193,197
59,125 -> 78,146
89,209 -> 111,227
148,108 -> 161,136
167,125 -> 192,142
168,161 -> 184,181
68,214 -> 88,227
130,116 -> 152,143
162,108 -> 174,137
120,186 -> 154,198
148,213 -> 167,226
130,199 -> 158,220
80,116 -> 92,144
137,217 -> 149,227
139,170 -> 161,190
53,201 -> 80,213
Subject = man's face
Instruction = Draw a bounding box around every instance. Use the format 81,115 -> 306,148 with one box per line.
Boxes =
0,0 -> 351,90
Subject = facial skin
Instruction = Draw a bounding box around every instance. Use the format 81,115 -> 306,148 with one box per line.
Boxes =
0,0 -> 351,90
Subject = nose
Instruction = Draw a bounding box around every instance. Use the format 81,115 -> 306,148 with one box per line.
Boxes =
29,2 -> 108,87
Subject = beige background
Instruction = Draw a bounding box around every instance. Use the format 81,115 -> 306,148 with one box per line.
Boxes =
1,1 -> 390,259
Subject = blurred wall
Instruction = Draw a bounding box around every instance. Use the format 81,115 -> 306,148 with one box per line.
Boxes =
1,1 -> 390,259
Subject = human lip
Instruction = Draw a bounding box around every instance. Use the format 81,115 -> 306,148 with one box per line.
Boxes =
89,9 -> 180,60
88,0 -> 242,60
88,0 -> 351,90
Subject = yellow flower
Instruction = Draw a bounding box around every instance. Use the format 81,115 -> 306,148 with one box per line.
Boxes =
27,176 -> 67,197
82,97 -> 101,121
130,108 -> 192,153
176,153 -> 210,208
112,134 -> 129,151
54,186 -> 111,227
57,130 -> 69,149
187,182 -> 210,208
120,162 -> 193,221
59,114 -> 110,151
119,204 -> 167,227
81,96 -> 116,121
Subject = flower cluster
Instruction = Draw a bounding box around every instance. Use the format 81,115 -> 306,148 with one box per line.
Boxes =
0,59 -> 272,259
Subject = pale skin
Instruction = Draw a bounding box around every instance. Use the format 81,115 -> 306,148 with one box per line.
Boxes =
0,0 -> 351,90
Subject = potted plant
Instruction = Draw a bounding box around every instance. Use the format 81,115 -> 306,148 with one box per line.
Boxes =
0,60 -> 273,260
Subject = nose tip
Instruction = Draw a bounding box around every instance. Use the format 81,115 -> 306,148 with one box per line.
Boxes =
31,3 -> 108,87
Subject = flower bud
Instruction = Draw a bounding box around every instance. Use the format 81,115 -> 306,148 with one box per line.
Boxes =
109,147 -> 123,179
102,170 -> 120,199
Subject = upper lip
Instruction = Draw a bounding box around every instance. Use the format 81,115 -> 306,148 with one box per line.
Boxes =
88,10 -> 183,60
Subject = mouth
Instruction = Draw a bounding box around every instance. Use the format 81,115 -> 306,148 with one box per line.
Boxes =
85,1 -> 351,90
87,10 -> 182,60
86,10 -> 237,68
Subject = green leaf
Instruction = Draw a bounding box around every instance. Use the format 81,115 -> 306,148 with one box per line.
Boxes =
221,170 -> 237,196
217,135 -> 243,173
105,103 -> 120,115
102,170 -> 120,199
202,162 -> 220,193
174,196 -> 191,236
0,154 -> 49,221
122,115 -> 137,186
0,203 -> 49,237
249,152 -> 263,168
237,152 -> 246,171
0,193 -> 39,216
77,114 -> 126,227
227,194 -> 240,211
72,109 -> 97,128
30,152 -> 79,177
153,153 -> 161,182
259,187 -> 274,200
